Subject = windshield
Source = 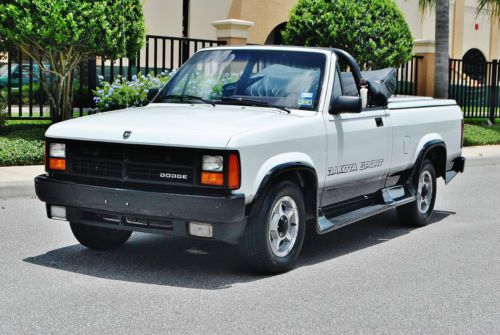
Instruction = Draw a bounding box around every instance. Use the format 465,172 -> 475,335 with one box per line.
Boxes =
155,49 -> 327,111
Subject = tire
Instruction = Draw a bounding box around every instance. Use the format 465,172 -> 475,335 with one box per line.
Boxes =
397,159 -> 437,227
70,222 -> 132,250
239,180 -> 306,274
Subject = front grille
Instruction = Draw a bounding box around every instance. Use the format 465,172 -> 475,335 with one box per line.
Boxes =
66,141 -> 195,185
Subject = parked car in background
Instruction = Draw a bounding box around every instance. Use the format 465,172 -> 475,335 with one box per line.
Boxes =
1,63 -> 39,89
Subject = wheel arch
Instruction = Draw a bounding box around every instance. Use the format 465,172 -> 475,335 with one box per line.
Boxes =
411,139 -> 447,183
249,162 -> 318,222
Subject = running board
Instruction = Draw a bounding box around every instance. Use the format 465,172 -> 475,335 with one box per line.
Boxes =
317,186 -> 416,234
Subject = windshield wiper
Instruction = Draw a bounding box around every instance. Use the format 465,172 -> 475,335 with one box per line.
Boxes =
157,94 -> 215,106
219,97 -> 291,113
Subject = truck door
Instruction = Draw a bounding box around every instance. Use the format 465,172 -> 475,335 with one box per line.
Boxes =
321,68 -> 392,206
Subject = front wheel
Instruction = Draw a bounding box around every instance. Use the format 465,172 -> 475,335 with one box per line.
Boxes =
397,159 -> 437,227
239,180 -> 306,274
70,222 -> 132,250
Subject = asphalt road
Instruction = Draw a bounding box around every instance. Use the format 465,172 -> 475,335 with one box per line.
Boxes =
0,157 -> 499,335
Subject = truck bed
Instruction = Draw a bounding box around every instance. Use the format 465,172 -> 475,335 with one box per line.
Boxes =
388,96 -> 457,110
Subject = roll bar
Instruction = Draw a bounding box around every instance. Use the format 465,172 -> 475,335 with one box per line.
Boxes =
331,48 -> 364,91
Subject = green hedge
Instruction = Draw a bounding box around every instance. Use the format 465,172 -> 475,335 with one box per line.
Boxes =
463,120 -> 500,146
0,120 -> 50,166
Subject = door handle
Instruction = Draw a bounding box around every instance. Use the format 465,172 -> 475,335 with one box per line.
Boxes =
375,117 -> 384,127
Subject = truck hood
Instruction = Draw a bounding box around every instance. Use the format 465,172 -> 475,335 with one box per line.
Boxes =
46,103 -> 296,149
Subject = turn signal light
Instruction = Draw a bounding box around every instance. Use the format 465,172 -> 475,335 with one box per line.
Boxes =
228,153 -> 240,189
201,172 -> 224,186
49,158 -> 66,171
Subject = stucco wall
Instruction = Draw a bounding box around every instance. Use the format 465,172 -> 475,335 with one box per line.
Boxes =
189,0 -> 233,40
143,0 -> 183,36
142,0 -> 500,60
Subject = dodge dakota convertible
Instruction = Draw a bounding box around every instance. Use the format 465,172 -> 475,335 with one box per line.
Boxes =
35,46 -> 465,273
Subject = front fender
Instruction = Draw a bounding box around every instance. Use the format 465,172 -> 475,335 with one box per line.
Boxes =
251,152 -> 316,198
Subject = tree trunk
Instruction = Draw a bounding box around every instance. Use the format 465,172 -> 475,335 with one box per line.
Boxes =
434,0 -> 450,99
62,72 -> 73,121
42,72 -> 73,123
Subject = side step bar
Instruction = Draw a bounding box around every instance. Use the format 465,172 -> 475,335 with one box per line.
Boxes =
317,185 -> 416,234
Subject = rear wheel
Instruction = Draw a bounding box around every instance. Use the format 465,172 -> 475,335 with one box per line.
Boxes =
397,159 -> 437,227
239,180 -> 306,274
70,222 -> 132,250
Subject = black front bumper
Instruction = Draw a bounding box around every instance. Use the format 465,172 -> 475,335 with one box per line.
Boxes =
34,175 -> 247,243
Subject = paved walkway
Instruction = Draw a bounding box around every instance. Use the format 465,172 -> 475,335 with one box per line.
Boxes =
462,144 -> 500,159
0,165 -> 44,183
0,145 -> 499,184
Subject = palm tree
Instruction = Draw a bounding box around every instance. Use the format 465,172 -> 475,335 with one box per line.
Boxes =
419,0 -> 500,99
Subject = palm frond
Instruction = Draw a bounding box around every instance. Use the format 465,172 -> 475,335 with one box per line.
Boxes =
477,0 -> 500,21
419,0 -> 436,13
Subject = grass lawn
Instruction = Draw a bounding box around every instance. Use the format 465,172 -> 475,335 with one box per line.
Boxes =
463,118 -> 500,146
0,120 -> 51,166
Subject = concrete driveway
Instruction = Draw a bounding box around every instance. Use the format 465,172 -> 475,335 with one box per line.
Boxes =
0,150 -> 499,334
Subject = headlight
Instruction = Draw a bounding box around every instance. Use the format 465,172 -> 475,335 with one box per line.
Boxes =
49,143 -> 66,158
202,155 -> 223,171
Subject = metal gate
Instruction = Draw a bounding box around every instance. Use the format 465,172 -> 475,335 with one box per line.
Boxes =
449,58 -> 499,120
2,35 -> 224,120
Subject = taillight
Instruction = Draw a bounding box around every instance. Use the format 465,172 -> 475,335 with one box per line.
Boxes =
460,119 -> 464,148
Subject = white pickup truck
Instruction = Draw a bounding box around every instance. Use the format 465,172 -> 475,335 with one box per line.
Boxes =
35,46 -> 465,273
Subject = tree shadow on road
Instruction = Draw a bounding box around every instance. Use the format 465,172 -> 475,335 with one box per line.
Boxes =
23,209 -> 454,290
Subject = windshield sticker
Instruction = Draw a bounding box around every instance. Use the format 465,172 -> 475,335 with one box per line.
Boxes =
298,92 -> 314,107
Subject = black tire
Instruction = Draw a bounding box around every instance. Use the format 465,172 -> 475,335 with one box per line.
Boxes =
70,222 -> 132,250
239,180 -> 306,274
397,159 -> 437,227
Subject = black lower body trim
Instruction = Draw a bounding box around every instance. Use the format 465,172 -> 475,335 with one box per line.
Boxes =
35,175 -> 247,243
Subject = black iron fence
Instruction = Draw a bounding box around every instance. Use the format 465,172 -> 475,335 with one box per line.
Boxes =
2,44 -> 459,120
97,35 -> 224,84
395,55 -> 423,96
1,35 -> 224,119
449,58 -> 499,119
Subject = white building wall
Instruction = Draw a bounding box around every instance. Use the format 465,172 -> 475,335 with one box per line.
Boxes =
189,0 -> 232,40
462,2 -> 491,58
143,0 -> 183,36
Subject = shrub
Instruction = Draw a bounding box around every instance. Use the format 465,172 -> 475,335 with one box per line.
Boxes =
93,72 -> 171,112
0,120 -> 50,166
282,0 -> 413,69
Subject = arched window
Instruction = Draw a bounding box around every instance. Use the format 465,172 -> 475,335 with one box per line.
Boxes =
462,48 -> 487,82
265,22 -> 288,45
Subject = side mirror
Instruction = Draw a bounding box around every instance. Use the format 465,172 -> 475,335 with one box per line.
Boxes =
329,96 -> 362,114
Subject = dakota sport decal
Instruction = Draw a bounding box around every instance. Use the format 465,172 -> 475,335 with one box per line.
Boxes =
328,159 -> 384,176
